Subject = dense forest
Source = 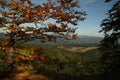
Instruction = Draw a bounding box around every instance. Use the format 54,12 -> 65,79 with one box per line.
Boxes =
0,0 -> 120,80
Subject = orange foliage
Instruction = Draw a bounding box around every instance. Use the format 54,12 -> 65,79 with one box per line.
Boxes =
37,54 -> 50,64
0,0 -> 85,67
72,34 -> 79,40
0,39 -> 10,52
31,47 -> 43,54
0,24 -> 3,28
0,0 -> 85,41
61,23 -> 67,29
17,54 -> 51,64
48,23 -> 56,28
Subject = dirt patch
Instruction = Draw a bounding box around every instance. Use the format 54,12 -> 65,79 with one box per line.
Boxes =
67,46 -> 99,53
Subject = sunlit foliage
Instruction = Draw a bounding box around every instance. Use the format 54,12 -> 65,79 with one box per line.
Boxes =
0,0 -> 86,41
0,0 -> 86,76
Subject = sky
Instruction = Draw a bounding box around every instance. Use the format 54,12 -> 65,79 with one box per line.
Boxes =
0,0 -> 117,37
32,0 -> 117,37
76,0 -> 117,37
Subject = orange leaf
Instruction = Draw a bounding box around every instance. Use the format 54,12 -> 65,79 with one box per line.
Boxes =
48,23 -> 56,28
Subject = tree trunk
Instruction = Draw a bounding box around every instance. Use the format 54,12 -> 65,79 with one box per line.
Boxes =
9,32 -> 15,64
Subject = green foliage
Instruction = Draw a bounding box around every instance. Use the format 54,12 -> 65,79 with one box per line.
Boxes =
99,0 -> 120,72
0,56 -> 11,77
28,44 -> 105,76
0,59 -> 7,73
0,43 -> 106,77
0,50 -> 7,74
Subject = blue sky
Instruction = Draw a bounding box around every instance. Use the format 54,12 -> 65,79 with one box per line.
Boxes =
0,0 -> 117,37
32,0 -> 117,37
76,0 -> 117,37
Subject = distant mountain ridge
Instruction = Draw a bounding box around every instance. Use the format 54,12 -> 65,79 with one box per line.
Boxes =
76,35 -> 103,44
0,33 -> 103,45
55,35 -> 103,45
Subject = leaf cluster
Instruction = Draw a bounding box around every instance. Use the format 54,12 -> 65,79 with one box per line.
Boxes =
99,0 -> 120,65
0,0 -> 86,41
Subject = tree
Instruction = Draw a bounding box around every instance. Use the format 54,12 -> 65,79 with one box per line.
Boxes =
99,0 -> 120,71
105,0 -> 112,2
0,0 -> 86,75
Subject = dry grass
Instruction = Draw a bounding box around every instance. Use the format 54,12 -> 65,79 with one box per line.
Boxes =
59,46 -> 99,53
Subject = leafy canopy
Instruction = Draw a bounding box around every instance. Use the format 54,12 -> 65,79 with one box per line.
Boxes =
99,0 -> 120,64
0,0 -> 86,66
0,0 -> 86,41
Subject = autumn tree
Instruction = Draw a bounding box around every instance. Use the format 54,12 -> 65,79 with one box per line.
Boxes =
99,0 -> 120,71
0,0 -> 86,74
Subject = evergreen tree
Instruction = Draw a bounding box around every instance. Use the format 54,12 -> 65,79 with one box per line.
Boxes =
100,0 -> 120,71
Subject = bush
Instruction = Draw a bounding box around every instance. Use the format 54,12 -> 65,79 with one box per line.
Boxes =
0,59 -> 7,76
